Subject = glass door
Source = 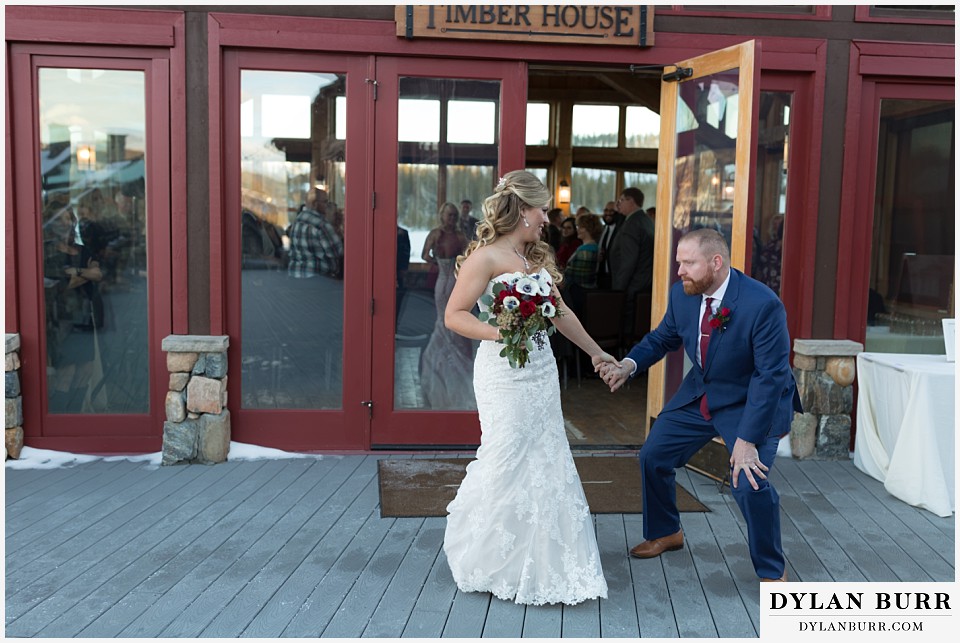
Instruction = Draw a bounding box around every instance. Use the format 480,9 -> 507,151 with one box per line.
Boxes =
223,52 -> 373,450
10,49 -> 172,449
370,57 -> 528,447
647,41 -> 761,436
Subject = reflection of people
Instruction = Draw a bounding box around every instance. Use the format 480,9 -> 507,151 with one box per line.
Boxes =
396,225 -> 411,325
419,202 -> 473,409
442,170 -> 616,605
753,215 -> 784,295
43,203 -> 103,411
609,187 -> 654,339
600,229 -> 802,582
287,188 -> 344,279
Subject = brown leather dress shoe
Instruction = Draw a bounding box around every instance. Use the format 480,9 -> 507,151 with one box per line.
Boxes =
760,572 -> 788,582
629,529 -> 684,558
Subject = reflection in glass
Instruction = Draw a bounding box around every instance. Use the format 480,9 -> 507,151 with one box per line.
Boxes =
865,99 -> 955,355
572,104 -> 619,147
751,91 -> 792,297
39,68 -> 149,414
394,77 -> 499,411
672,70 -> 741,245
240,70 -> 346,409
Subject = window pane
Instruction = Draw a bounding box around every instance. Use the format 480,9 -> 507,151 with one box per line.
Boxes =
448,100 -> 495,144
572,104 -> 619,147
525,167 -> 548,184
526,103 -> 550,145
570,168 -> 617,215
395,77 -> 498,412
625,105 -> 660,148
38,67 -> 148,414
399,99 -> 440,142
240,70 -> 345,409
623,172 -> 657,213
751,91 -> 792,297
865,99 -> 955,355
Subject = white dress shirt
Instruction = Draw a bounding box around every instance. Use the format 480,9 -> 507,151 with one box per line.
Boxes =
622,270 -> 732,376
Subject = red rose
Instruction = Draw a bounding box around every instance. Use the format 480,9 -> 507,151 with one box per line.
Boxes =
709,317 -> 722,329
720,307 -> 731,317
519,300 -> 537,318
497,289 -> 509,301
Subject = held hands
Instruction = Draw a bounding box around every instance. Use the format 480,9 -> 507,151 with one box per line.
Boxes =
597,359 -> 633,393
730,437 -> 768,491
590,352 -> 621,373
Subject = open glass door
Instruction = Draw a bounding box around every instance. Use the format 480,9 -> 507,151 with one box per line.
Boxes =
646,41 -> 761,438
370,57 -> 527,447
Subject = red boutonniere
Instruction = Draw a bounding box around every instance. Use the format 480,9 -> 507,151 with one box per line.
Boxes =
709,306 -> 732,333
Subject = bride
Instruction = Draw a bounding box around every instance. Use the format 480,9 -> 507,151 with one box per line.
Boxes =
442,170 -> 616,605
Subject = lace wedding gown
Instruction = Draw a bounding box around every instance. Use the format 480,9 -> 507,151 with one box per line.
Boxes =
443,269 -> 608,606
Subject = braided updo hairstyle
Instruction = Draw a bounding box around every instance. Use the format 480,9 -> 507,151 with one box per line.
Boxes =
455,170 -> 562,285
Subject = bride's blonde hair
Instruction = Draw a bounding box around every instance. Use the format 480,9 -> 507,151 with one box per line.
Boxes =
456,170 -> 562,285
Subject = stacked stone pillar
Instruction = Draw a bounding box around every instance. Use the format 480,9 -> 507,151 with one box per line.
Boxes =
6,334 -> 24,459
790,339 -> 863,460
162,335 -> 230,465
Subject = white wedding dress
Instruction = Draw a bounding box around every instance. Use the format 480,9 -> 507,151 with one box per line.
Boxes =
443,269 -> 608,606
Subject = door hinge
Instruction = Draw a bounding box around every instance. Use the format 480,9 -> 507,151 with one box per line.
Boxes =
365,77 -> 378,100
371,298 -> 375,315
372,191 -> 376,210
361,400 -> 373,418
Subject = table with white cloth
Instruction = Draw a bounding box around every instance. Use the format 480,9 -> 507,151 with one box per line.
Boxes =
853,352 -> 955,517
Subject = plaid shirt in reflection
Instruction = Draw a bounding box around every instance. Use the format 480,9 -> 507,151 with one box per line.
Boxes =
287,207 -> 344,279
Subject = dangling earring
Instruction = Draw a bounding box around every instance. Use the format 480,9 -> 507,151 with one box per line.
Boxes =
523,218 -> 530,228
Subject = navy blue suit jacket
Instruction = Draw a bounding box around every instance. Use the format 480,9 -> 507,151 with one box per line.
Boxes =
625,268 -> 803,445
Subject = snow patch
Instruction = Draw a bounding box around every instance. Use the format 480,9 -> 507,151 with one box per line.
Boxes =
5,442 -> 321,470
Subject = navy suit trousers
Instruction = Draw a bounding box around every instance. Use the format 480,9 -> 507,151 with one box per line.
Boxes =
639,400 -> 785,579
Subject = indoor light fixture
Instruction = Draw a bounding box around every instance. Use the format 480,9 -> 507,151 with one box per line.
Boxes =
558,180 -> 571,205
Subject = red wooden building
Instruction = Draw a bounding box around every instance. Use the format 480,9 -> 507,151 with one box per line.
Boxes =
4,5 -> 954,455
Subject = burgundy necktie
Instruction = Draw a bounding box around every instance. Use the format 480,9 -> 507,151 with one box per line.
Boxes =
699,297 -> 713,420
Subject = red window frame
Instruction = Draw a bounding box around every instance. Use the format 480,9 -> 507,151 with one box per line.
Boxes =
834,41 -> 955,345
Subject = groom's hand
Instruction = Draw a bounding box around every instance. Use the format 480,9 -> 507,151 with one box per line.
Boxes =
591,352 -> 621,373
601,361 -> 631,393
730,437 -> 768,491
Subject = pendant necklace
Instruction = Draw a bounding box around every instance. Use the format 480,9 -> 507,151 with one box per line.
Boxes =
514,246 -> 530,272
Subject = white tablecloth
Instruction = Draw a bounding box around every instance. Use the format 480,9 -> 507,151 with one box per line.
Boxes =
853,352 -> 955,517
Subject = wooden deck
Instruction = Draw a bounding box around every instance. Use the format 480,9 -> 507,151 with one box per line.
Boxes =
4,452 -> 954,638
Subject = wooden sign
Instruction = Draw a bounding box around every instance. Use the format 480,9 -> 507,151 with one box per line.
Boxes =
396,5 -> 654,47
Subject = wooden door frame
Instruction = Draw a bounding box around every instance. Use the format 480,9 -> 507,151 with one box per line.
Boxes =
646,40 -> 761,434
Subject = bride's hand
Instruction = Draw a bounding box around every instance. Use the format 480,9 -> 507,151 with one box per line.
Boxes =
591,352 -> 621,372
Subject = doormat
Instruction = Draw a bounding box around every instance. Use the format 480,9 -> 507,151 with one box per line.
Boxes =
377,457 -> 709,518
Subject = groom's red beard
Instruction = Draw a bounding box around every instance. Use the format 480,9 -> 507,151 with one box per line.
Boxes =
682,274 -> 714,295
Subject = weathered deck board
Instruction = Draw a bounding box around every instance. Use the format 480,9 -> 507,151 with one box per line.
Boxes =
5,453 -> 954,639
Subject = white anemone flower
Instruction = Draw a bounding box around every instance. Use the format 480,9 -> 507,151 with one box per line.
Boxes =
540,301 -> 557,318
515,276 -> 539,296
503,296 -> 520,311
537,279 -> 552,296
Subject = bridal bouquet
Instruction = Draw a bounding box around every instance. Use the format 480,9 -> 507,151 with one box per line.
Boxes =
478,272 -> 562,368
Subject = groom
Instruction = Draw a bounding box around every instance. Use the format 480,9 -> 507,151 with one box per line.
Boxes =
600,228 -> 802,582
